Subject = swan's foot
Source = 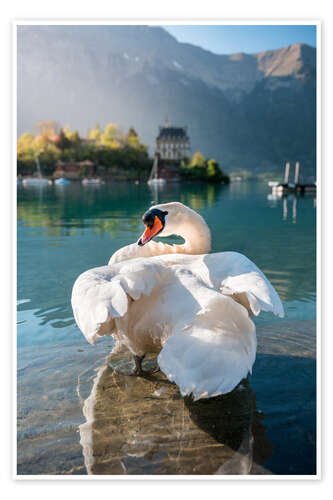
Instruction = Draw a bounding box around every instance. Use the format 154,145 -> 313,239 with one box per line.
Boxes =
115,354 -> 160,377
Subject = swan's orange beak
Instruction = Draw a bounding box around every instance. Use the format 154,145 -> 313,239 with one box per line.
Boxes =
138,216 -> 163,246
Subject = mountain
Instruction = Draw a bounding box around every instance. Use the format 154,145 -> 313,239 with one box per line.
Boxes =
17,25 -> 316,176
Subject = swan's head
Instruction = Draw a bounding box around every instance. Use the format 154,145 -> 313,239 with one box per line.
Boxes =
137,202 -> 209,247
138,206 -> 168,246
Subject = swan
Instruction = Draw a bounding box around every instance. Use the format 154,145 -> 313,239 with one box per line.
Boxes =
72,202 -> 284,400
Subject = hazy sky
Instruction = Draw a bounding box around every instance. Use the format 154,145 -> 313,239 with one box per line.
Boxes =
163,25 -> 317,55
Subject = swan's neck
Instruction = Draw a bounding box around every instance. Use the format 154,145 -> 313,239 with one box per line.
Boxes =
173,215 -> 211,255
109,210 -> 211,265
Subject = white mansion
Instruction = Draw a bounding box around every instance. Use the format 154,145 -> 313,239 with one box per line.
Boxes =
155,122 -> 190,161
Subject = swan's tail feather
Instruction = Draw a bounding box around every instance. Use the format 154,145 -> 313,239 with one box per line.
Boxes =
158,295 -> 256,400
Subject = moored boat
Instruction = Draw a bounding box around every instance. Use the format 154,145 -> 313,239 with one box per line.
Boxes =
54,178 -> 71,185
82,177 -> 103,185
147,154 -> 166,186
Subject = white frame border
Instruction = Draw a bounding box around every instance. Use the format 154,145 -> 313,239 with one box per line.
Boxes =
13,19 -> 322,481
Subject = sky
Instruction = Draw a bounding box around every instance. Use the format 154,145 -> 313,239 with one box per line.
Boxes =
163,25 -> 317,55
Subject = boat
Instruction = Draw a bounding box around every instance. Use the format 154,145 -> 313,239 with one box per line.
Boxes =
147,155 -> 166,186
82,178 -> 103,185
22,153 -> 52,186
22,178 -> 52,186
54,178 -> 71,185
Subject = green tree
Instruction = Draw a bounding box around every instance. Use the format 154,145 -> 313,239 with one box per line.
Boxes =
63,125 -> 81,146
70,130 -> 81,146
206,159 -> 221,179
56,129 -> 71,152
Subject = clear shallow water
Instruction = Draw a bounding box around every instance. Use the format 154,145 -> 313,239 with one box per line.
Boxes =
17,181 -> 316,475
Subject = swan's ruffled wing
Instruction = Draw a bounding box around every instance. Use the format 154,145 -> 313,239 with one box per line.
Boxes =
203,252 -> 284,318
158,293 -> 257,400
71,259 -> 167,344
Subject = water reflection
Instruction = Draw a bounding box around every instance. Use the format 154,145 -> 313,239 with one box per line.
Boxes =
267,192 -> 316,225
79,348 -> 273,475
17,182 -> 225,238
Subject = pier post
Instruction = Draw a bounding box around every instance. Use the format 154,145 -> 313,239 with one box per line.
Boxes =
284,162 -> 290,184
294,161 -> 300,185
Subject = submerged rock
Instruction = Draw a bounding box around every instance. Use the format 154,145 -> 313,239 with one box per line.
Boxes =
79,349 -> 273,475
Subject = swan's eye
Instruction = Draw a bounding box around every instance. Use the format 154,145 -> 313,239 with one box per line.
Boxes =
142,213 -> 155,228
142,208 -> 167,228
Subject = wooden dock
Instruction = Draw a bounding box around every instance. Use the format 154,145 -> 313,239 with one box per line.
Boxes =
269,162 -> 316,195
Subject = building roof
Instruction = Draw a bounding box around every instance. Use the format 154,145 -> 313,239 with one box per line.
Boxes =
157,126 -> 188,140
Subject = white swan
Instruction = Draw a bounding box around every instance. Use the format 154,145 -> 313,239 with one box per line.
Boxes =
72,202 -> 284,400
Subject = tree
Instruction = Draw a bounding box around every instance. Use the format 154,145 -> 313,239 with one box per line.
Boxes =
127,127 -> 139,148
63,125 -> 81,146
32,134 -> 50,153
17,133 -> 34,154
56,129 -> 71,152
101,123 -> 120,149
207,158 -> 229,183
63,124 -> 72,138
70,130 -> 81,146
88,124 -> 102,142
206,159 -> 221,179
190,151 -> 206,168
35,120 -> 59,139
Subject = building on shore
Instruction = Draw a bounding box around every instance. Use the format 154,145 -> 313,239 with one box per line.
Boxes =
153,120 -> 190,181
54,160 -> 96,179
155,120 -> 190,161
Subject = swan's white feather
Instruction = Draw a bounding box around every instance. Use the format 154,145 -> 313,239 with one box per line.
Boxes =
158,294 -> 256,400
205,251 -> 285,318
72,202 -> 284,399
71,260 -> 167,345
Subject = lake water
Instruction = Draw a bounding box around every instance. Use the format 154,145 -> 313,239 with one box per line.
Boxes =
17,181 -> 317,476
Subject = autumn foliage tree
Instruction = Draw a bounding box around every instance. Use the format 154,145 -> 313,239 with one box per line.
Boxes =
17,120 -> 150,178
101,123 -> 120,149
87,124 -> 102,142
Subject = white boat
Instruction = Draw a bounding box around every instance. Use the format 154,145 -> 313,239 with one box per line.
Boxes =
22,177 -> 52,186
22,153 -> 52,186
148,178 -> 166,186
147,155 -> 166,186
82,178 -> 103,185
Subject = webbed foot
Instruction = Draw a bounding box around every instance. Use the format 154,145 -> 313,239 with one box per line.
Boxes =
114,354 -> 160,377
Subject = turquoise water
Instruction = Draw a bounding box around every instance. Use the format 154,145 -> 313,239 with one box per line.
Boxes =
17,181 -> 316,475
